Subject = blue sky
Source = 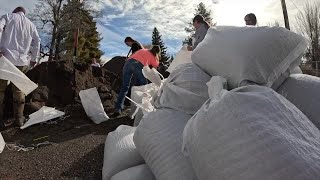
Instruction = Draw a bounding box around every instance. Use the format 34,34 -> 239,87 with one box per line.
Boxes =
0,0 -> 319,61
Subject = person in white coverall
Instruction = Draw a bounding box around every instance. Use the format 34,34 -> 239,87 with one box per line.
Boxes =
0,7 -> 40,130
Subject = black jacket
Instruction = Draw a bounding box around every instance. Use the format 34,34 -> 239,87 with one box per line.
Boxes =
131,41 -> 143,54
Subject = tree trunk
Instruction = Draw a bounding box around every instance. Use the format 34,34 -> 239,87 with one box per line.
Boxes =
54,32 -> 62,61
49,25 -> 57,61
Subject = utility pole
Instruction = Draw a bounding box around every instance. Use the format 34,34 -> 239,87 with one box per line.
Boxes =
281,0 -> 290,30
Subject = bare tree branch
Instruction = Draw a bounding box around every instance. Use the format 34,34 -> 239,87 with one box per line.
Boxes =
296,2 -> 320,68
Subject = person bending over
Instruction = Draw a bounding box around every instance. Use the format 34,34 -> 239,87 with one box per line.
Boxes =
112,45 -> 161,117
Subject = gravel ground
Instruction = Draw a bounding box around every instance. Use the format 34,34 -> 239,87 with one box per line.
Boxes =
0,113 -> 132,180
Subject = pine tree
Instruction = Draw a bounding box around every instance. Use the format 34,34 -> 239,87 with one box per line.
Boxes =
151,27 -> 170,67
170,55 -> 174,63
184,2 -> 214,44
31,0 -> 102,61
60,0 -> 103,62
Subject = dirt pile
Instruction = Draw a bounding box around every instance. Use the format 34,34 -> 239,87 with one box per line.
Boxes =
21,60 -> 120,116
4,55 -> 169,119
102,56 -> 126,92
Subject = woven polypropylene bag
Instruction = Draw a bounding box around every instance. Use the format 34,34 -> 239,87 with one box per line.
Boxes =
192,26 -> 308,89
110,164 -> 156,180
183,85 -> 320,180
102,125 -> 144,180
277,74 -> 320,129
134,109 -> 197,180
153,63 -> 210,114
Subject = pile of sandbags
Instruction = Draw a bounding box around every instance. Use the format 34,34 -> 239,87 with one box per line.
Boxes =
182,85 -> 320,180
102,26 -> 320,180
276,74 -> 320,129
102,125 -> 147,180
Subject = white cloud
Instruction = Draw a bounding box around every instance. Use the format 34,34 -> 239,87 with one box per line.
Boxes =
99,0 -> 217,40
100,55 -> 112,65
2,0 -> 320,57
99,0 -> 320,41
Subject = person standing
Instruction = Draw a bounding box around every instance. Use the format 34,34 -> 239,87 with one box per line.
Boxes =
122,37 -> 144,102
0,7 -> 40,129
244,13 -> 257,26
187,15 -> 210,51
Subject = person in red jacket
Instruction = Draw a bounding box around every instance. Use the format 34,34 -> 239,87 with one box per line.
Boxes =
112,45 -> 161,117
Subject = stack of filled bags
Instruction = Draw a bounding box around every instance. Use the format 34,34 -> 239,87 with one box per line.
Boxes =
102,26 -> 320,180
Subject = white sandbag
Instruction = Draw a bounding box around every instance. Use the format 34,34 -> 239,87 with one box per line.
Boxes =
133,109 -> 196,180
130,82 -> 161,126
192,26 -> 308,89
0,56 -> 38,95
0,133 -> 5,153
79,87 -> 109,124
142,66 -> 163,86
290,65 -> 303,74
206,76 -> 227,99
183,85 -> 320,180
20,106 -> 65,129
167,45 -> 192,73
102,125 -> 144,180
153,63 -> 210,114
277,74 -> 320,129
110,164 -> 156,180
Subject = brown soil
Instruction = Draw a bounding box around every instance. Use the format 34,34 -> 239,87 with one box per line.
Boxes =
0,56 -> 169,179
0,105 -> 133,180
0,57 -> 134,180
26,60 -> 116,110
3,59 -> 123,120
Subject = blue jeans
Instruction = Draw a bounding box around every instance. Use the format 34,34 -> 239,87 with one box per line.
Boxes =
115,59 -> 147,112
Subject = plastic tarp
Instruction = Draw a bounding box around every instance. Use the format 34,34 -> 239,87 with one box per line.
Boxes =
167,45 -> 192,73
192,26 -> 308,89
130,83 -> 160,126
0,133 -> 5,153
79,87 -> 109,124
0,56 -> 37,95
183,85 -> 320,180
20,106 -> 65,129
142,66 -> 163,87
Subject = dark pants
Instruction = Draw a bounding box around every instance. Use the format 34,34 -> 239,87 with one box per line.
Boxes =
115,59 -> 147,112
0,66 -> 28,126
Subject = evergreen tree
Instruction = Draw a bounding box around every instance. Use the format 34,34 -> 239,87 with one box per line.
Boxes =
60,0 -> 103,62
151,27 -> 170,67
184,2 -> 214,44
170,55 -> 174,63
31,0 -> 102,61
